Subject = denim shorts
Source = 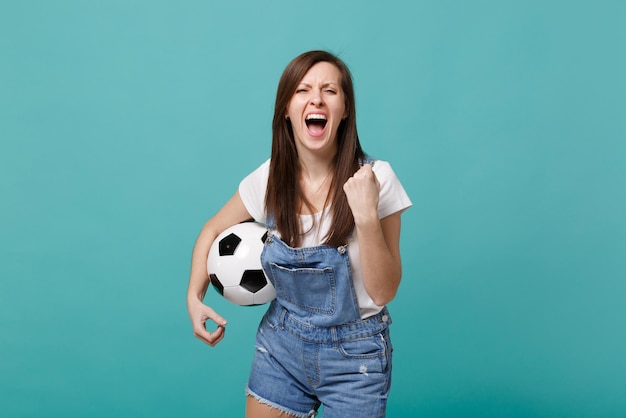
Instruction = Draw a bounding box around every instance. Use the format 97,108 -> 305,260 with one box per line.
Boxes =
246,302 -> 393,418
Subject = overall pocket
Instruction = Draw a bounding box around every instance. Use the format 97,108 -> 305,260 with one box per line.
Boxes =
337,329 -> 392,374
269,263 -> 337,315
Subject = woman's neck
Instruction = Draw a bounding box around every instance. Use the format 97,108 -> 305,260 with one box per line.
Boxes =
298,152 -> 335,215
297,147 -> 336,184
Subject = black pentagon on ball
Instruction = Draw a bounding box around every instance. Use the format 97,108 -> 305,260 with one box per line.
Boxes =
209,274 -> 224,295
261,231 -> 268,243
219,233 -> 241,256
240,270 -> 267,293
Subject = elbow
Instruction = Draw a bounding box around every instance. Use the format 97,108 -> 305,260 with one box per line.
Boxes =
372,285 -> 399,306
369,272 -> 402,307
371,293 -> 396,307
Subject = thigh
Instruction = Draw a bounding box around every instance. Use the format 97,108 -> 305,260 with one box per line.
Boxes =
246,396 -> 301,418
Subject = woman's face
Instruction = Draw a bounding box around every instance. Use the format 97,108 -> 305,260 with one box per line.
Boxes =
286,61 -> 346,158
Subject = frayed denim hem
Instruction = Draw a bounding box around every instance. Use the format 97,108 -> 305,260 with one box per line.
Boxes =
245,386 -> 317,418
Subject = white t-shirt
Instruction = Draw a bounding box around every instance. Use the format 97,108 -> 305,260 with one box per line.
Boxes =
239,159 -> 412,318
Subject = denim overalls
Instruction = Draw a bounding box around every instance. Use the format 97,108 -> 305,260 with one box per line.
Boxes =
246,168 -> 394,417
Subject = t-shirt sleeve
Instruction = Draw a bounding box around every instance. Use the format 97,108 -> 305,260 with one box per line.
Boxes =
238,159 -> 270,223
372,160 -> 412,219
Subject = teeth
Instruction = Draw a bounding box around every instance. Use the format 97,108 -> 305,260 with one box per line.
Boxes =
306,114 -> 327,121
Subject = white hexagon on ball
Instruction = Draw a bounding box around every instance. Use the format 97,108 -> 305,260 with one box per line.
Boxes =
207,222 -> 275,306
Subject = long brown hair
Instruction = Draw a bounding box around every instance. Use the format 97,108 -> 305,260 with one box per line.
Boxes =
265,50 -> 365,247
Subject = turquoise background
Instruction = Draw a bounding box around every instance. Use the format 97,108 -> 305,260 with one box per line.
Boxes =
2,1 -> 625,417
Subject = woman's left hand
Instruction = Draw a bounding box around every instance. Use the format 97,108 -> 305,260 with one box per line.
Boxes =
343,164 -> 380,224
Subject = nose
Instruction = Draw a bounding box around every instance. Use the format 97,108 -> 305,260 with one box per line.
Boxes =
310,90 -> 323,106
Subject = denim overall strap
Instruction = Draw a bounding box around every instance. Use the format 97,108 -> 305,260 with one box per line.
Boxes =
359,155 -> 377,167
264,214 -> 276,230
260,231 -> 362,327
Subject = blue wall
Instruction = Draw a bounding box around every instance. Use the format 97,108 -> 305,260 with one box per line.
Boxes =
2,1 -> 625,417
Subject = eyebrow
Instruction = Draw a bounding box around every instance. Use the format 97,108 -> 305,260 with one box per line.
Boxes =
298,82 -> 340,88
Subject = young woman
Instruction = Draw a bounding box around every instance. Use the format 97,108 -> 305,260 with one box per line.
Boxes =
187,50 -> 412,418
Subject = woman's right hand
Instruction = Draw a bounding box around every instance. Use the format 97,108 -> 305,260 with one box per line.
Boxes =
188,298 -> 228,347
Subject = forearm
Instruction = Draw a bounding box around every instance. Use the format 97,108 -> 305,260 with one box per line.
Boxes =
187,191 -> 253,306
187,222 -> 220,303
355,214 -> 402,306
186,218 -> 230,346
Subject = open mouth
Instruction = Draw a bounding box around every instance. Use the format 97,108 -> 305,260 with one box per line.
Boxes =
305,113 -> 327,135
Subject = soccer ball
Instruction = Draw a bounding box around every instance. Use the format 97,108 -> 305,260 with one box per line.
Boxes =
207,222 -> 275,306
